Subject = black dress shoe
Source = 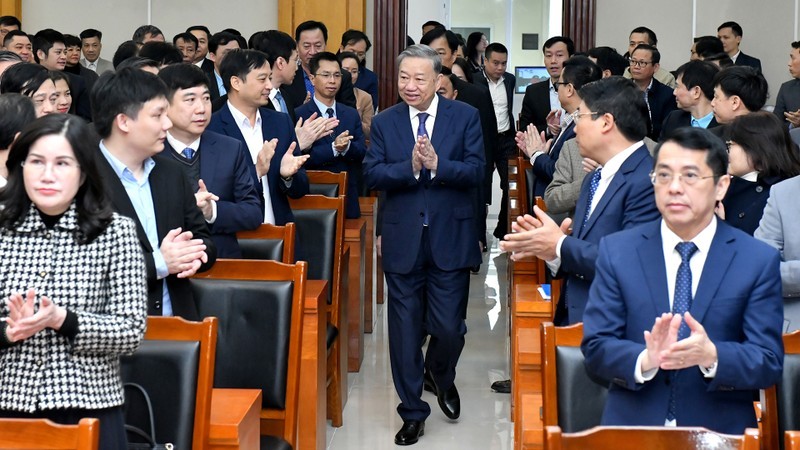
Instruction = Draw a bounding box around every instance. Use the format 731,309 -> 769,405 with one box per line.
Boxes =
423,370 -> 436,394
395,420 -> 425,446
470,264 -> 480,274
433,379 -> 460,420
491,379 -> 511,394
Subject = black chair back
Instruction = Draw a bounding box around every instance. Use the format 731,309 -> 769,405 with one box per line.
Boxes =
309,183 -> 339,197
120,340 -> 200,448
238,237 -> 284,261
778,353 -> 800,449
192,278 -> 294,409
293,208 -> 337,303
555,346 -> 608,432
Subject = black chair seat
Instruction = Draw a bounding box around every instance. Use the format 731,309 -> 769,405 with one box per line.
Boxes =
327,323 -> 339,350
261,434 -> 292,450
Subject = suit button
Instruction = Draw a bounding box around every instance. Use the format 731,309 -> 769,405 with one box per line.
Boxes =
419,212 -> 424,217
155,302 -> 161,309
738,212 -> 745,218
756,186 -> 763,193
39,271 -> 47,278
46,232 -> 52,239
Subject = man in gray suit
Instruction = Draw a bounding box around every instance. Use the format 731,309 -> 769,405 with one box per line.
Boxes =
755,174 -> 800,331
773,41 -> 800,128
80,29 -> 114,74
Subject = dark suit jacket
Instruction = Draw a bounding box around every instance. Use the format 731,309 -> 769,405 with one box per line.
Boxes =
364,96 -> 485,273
659,110 -> 719,141
531,121 -> 576,197
283,66 -> 357,111
207,103 -> 309,225
205,69 -> 223,103
645,78 -> 678,141
473,71 -> 517,135
355,66 -> 379,111
65,72 -> 91,121
162,130 -> 263,258
582,219 -> 783,434
734,52 -> 762,72
559,145 -> 661,324
519,79 -> 552,134
722,175 -> 782,236
98,152 -> 217,320
211,86 -> 297,121
295,100 -> 366,218
773,78 -> 800,127
452,78 -> 498,201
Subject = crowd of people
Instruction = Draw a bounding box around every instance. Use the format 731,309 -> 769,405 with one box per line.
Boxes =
0,12 -> 798,447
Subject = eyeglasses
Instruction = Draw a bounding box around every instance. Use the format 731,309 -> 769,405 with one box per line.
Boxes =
725,140 -> 735,153
629,59 -> 653,68
554,81 -> 570,91
314,71 -> 342,80
570,110 -> 599,122
649,170 -> 716,186
22,156 -> 80,174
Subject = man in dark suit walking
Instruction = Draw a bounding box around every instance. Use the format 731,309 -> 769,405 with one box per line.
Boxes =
519,36 -> 574,134
158,63 -> 263,258
718,21 -> 762,71
660,60 -> 720,140
501,77 -> 661,325
582,127 -> 783,433
91,68 -> 217,320
363,45 -> 484,445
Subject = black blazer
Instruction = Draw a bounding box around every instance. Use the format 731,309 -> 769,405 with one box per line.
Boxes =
98,152 -> 217,320
519,79 -> 552,134
645,78 -> 678,141
283,66 -> 357,110
473,71 -> 516,134
205,69 -> 222,103
65,72 -> 91,121
734,52 -> 762,72
453,78 -> 497,196
722,175 -> 782,235
659,110 -> 719,141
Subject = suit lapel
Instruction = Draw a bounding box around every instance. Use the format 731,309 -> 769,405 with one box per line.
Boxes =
97,154 -> 153,252
148,157 -> 171,241
220,105 -> 246,144
637,222 -> 670,314
394,103 -> 415,159
691,223 -> 736,322
198,132 -> 222,184
430,97 -> 450,153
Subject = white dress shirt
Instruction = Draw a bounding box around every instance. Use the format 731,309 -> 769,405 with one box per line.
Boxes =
484,72 -> 511,133
408,94 -> 440,179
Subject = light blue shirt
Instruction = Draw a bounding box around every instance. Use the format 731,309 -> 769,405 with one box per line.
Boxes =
215,71 -> 227,97
100,142 -> 173,316
691,111 -> 715,129
313,97 -> 350,156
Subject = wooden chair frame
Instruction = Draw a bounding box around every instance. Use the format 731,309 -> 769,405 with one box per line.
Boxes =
142,316 -> 218,450
541,322 -> 584,428
288,194 -> 347,427
0,418 -> 99,449
307,169 -> 348,198
545,425 -> 760,450
236,222 -> 296,263
192,259 -> 307,448
786,430 -> 800,450
760,330 -> 800,450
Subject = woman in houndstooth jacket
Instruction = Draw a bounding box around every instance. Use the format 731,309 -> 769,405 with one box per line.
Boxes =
0,114 -> 147,450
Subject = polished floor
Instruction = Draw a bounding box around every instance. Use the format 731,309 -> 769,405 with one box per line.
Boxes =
326,192 -> 514,449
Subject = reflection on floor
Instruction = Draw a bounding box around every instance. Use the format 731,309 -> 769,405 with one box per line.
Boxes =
326,240 -> 513,449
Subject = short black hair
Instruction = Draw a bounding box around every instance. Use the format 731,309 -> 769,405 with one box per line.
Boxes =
693,36 -> 724,59
209,31 -> 242,54
3,29 -> 28,47
112,40 -> 139,69
172,32 -> 198,48
0,16 -> 21,29
219,49 -> 269,91
452,57 -> 474,83
587,46 -> 627,76
655,126 -> 728,180
422,20 -> 445,31
309,51 -> 339,75
250,30 -> 295,67
717,21 -> 743,37
630,26 -> 658,46
340,29 -> 371,52
115,56 -> 159,72
543,36 -> 575,56
406,35 -> 415,48
33,28 -> 65,62
727,111 -> 800,179
79,28 -> 102,41
420,28 -> 459,53
90,68 -> 169,138
138,42 -> 182,66
295,20 -> 328,43
63,34 -> 80,48
0,62 -> 49,96
704,52 -> 734,67
0,49 -> 22,63
158,63 -> 209,100
674,60 -> 719,101
713,66 -> 768,112
186,25 -> 211,40
0,93 -> 34,149
132,25 -> 163,44
793,41 -> 800,50
631,43 -> 660,64
484,42 -> 508,59
579,76 -> 649,142
561,55 -> 602,91
338,51 -> 359,66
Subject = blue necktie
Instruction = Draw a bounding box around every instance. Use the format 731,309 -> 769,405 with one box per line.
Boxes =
304,71 -> 315,97
666,241 -> 698,422
417,112 -> 430,225
182,147 -> 194,160
274,90 -> 289,114
580,168 -> 602,232
691,118 -> 700,128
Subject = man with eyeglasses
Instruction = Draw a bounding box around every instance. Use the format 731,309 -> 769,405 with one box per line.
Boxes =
582,126 -> 783,433
628,44 -> 677,141
501,76 -> 660,325
622,26 -> 676,88
339,29 -> 379,111
295,51 -> 366,219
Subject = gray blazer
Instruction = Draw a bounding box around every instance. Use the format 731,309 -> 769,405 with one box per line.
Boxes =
543,137 -> 657,218
80,57 -> 114,74
773,78 -> 800,127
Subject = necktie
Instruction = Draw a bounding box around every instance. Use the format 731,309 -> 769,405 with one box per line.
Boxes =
690,118 -> 700,128
417,112 -> 430,225
580,168 -> 602,231
182,148 -> 194,160
326,108 -> 335,119
274,91 -> 289,114
666,241 -> 698,422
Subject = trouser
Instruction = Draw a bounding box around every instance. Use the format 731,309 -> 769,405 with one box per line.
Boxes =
492,132 -> 518,238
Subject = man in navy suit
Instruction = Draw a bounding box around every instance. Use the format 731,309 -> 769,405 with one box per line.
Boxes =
660,60 -> 719,140
207,49 -> 310,226
629,44 -> 677,141
718,21 -> 762,72
501,77 -> 660,325
295,52 -> 366,218
158,63 -> 262,258
363,45 -> 484,445
582,127 -> 783,433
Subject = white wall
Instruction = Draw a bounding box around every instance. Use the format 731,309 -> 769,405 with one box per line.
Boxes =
597,0 -> 800,107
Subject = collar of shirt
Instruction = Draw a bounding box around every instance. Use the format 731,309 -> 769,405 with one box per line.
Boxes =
731,50 -> 741,63
408,93 -> 440,136
228,101 -> 262,130
81,57 -> 96,68
166,132 -> 201,155
314,96 -> 337,117
483,70 -> 505,86
691,111 -> 715,129
740,171 -> 759,182
599,141 -> 643,184
99,141 -> 155,186
645,78 -> 654,94
661,216 -> 717,304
